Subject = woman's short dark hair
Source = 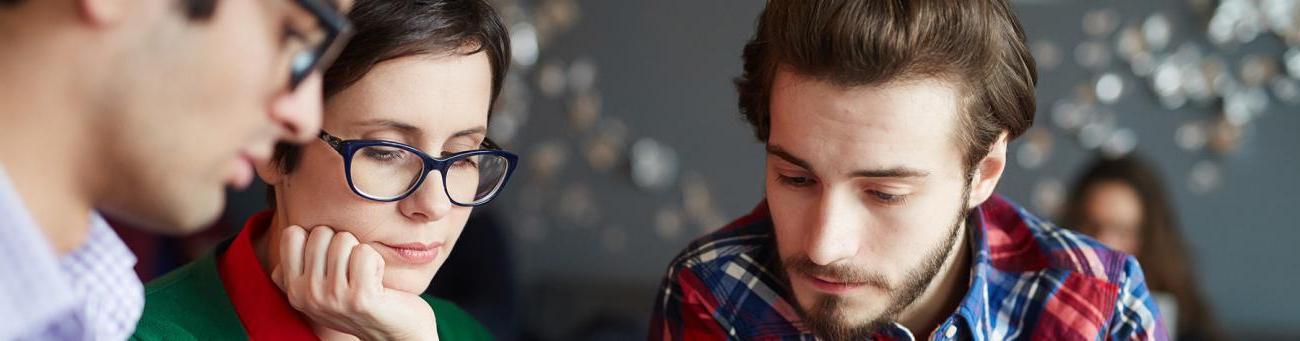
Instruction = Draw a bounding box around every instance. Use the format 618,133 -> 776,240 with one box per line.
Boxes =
270,0 -> 509,174
267,0 -> 510,206
736,0 -> 1037,175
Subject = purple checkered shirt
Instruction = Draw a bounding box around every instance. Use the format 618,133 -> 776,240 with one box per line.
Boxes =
0,166 -> 144,340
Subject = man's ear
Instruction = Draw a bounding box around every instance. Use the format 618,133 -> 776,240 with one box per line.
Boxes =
967,131 -> 1009,209
76,0 -> 128,26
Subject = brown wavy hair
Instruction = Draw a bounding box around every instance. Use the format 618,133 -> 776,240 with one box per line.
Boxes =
735,0 -> 1038,173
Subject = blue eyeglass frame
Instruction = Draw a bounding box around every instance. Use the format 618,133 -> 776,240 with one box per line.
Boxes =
318,130 -> 519,206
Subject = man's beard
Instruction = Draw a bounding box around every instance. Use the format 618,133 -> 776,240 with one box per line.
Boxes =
780,191 -> 971,340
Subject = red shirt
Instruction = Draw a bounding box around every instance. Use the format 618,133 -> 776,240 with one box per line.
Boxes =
217,211 -> 319,340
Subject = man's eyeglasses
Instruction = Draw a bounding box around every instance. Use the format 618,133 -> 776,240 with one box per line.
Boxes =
287,0 -> 354,90
318,131 -> 519,206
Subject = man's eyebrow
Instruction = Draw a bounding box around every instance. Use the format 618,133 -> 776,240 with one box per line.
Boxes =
767,144 -> 930,179
766,144 -> 813,172
849,167 -> 930,179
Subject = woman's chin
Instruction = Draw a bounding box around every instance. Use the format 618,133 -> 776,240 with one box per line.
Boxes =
381,267 -> 439,294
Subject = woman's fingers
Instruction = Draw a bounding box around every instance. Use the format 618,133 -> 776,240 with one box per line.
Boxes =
348,244 -> 383,296
304,226 -> 335,282
277,229 -> 434,340
327,232 -> 360,292
279,225 -> 308,279
271,265 -> 284,289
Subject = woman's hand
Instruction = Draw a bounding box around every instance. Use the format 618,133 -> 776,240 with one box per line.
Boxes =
272,225 -> 439,341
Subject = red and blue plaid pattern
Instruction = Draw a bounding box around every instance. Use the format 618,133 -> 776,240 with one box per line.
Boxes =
650,195 -> 1167,340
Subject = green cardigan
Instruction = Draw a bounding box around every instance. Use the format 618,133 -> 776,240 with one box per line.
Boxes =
131,240 -> 492,340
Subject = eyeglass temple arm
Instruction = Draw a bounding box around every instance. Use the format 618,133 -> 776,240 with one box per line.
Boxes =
319,131 -> 345,151
481,137 -> 503,150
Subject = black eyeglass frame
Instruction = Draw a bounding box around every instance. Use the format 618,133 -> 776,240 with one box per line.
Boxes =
288,0 -> 355,89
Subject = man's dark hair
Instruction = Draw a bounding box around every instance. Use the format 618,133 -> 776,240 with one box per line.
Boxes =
183,0 -> 217,19
267,0 -> 510,206
0,0 -> 20,8
736,0 -> 1037,173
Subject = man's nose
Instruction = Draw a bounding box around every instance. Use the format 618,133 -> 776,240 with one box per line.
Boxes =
269,72 -> 325,144
805,190 -> 864,267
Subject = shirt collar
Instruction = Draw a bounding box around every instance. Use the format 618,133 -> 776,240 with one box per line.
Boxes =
0,165 -> 143,340
951,200 -> 994,341
949,195 -> 1050,341
218,210 -> 319,340
61,213 -> 145,338
0,165 -> 78,338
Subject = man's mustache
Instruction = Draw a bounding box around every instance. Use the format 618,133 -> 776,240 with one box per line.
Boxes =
783,256 -> 891,290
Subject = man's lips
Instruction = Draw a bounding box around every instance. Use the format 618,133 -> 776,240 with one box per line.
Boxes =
225,140 -> 274,190
376,242 -> 443,264
802,272 -> 872,294
225,154 -> 257,189
242,140 -> 275,167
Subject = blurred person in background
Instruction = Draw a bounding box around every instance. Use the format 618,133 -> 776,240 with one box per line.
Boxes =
0,0 -> 351,339
131,0 -> 515,339
1063,155 -> 1223,341
650,0 -> 1168,339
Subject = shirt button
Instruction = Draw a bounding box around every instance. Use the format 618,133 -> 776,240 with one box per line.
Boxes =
944,324 -> 958,338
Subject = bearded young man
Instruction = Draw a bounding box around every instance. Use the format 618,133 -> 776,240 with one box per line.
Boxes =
650,1 -> 1167,340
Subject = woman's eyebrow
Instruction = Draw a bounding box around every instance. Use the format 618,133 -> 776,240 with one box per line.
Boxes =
451,126 -> 487,139
354,120 -> 485,142
355,119 -> 421,135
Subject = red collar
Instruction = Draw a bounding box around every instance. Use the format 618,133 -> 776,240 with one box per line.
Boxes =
218,211 -> 319,340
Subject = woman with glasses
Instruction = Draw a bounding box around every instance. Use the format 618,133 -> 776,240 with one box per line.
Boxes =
132,0 -> 513,339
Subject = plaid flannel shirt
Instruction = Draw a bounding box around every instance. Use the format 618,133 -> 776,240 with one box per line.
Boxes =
650,195 -> 1167,340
